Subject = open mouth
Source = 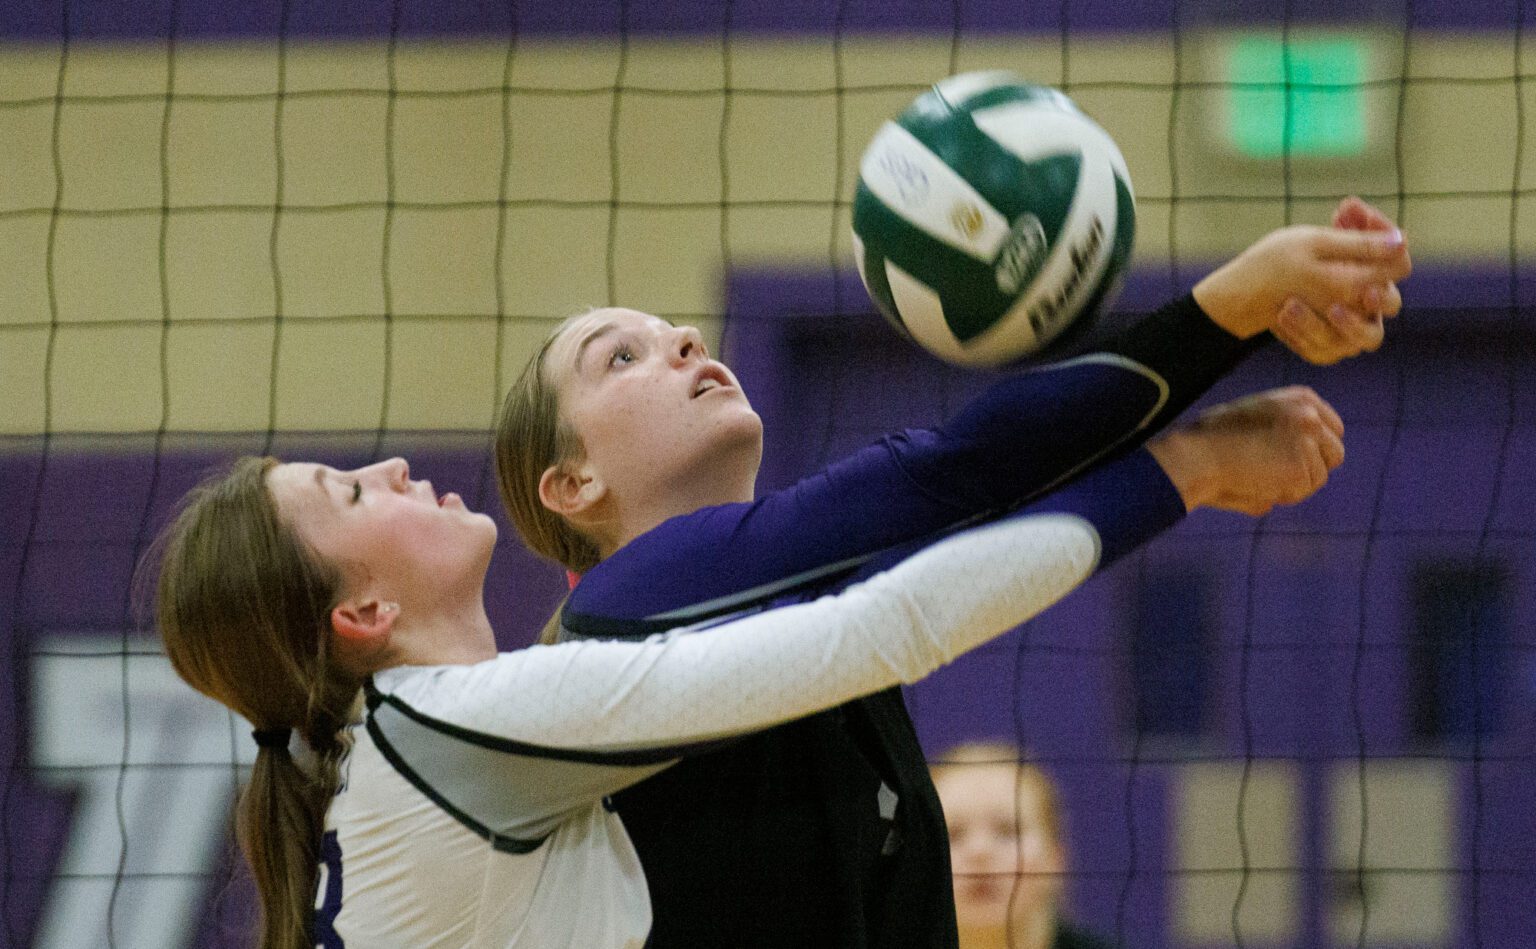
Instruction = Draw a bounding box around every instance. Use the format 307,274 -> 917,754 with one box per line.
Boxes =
691,364 -> 732,398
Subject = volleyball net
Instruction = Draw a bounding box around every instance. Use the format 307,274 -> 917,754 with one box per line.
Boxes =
1,1 -> 1532,946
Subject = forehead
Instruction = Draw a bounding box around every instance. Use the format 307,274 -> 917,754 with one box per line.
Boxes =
936,764 -> 1049,813
265,462 -> 328,524
549,307 -> 675,388
553,308 -> 669,360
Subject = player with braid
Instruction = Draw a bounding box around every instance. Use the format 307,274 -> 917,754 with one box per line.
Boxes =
148,387 -> 1329,949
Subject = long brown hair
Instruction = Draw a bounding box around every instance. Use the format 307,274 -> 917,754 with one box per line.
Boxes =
147,456 -> 360,949
495,317 -> 600,577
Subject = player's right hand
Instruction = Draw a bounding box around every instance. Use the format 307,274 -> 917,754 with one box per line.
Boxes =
1147,386 -> 1345,516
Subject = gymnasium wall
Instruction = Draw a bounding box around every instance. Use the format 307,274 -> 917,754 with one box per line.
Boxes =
2,9 -> 1535,434
2,1 -> 1533,947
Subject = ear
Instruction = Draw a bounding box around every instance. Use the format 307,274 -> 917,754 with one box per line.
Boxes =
330,598 -> 400,646
538,461 -> 606,518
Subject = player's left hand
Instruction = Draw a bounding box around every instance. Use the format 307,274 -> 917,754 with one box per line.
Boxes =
1191,197 -> 1412,363
1269,294 -> 1384,367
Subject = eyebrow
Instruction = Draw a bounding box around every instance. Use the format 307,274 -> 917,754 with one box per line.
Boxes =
573,321 -> 618,371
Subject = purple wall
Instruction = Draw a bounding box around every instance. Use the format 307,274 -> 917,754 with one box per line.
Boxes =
1,0 -> 1532,41
2,263 -> 1531,947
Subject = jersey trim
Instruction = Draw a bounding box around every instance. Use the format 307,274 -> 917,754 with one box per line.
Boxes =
364,714 -> 549,855
364,678 -> 739,765
565,552 -> 869,639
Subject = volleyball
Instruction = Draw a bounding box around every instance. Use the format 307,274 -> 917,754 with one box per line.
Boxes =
852,71 -> 1136,367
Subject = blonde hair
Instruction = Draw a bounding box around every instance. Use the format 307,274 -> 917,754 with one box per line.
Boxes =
145,456 -> 360,949
931,741 -> 1063,846
495,318 -> 600,579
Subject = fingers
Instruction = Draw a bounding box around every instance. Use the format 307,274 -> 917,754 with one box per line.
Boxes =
1272,297 -> 1385,365
1323,303 -> 1385,354
1327,266 -> 1406,317
1273,298 -> 1346,365
1311,389 -> 1345,439
1290,389 -> 1345,499
1332,196 -> 1396,233
1311,227 -> 1412,279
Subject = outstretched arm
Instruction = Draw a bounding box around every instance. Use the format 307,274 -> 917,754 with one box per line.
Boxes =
573,202 -> 1403,625
369,385 -> 1344,846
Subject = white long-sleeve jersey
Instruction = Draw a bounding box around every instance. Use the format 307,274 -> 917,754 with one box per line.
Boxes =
318,511 -> 1105,948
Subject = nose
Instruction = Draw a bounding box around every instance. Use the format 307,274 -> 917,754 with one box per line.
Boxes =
667,324 -> 707,367
355,457 -> 410,491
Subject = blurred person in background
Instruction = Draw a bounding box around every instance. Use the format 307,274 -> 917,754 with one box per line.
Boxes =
934,742 -> 1110,949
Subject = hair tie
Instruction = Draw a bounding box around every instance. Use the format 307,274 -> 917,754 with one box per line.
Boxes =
252,727 -> 292,751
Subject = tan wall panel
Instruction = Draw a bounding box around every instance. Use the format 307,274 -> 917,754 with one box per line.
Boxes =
0,216 -> 52,325
725,94 -> 839,203
726,206 -> 841,265
1328,761 -> 1453,943
1174,761 -> 1299,944
393,41 -> 513,91
280,93 -> 391,206
0,327 -> 50,434
51,324 -> 167,431
166,321 -> 277,431
386,317 -> 500,430
271,320 -> 387,430
504,90 -> 615,202
53,215 -> 163,324
282,43 -> 390,93
1401,79 -> 1517,194
388,207 -> 501,314
58,100 -> 163,209
0,104 -> 58,213
500,206 -> 613,315
393,92 -> 506,204
166,211 -> 277,321
168,98 -> 277,206
0,44 -> 65,100
274,208 -> 387,317
611,206 -> 723,315
506,41 -> 622,90
60,41 -> 169,97
171,42 -> 280,96
617,92 -> 724,203
622,39 -> 725,91
730,40 -> 836,90
3,33 -> 1530,433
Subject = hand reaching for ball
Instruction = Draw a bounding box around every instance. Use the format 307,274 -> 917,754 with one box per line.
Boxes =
1191,197 -> 1413,365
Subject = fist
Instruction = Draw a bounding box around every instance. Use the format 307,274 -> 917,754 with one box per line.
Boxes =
1149,386 -> 1346,516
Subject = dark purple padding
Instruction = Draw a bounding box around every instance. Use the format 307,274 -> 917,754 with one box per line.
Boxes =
0,0 -> 1529,40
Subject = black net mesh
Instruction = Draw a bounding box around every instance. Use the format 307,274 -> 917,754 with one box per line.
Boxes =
0,1 -> 1531,947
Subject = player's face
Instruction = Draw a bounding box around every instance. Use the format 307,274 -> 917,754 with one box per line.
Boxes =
547,308 -> 764,504
937,764 -> 1065,934
266,458 -> 497,607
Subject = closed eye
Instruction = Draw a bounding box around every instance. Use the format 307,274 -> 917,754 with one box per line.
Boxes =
350,481 -> 362,504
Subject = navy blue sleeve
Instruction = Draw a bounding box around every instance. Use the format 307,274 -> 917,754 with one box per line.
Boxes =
852,446 -> 1185,587
567,294 -> 1255,632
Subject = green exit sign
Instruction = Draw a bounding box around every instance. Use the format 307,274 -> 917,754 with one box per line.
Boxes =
1227,36 -> 1368,158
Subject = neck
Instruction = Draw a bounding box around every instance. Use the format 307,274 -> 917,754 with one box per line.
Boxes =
598,462 -> 758,560
958,910 -> 1056,949
389,592 -> 499,668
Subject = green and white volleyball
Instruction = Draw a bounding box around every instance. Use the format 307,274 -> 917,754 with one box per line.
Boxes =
852,72 -> 1135,367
